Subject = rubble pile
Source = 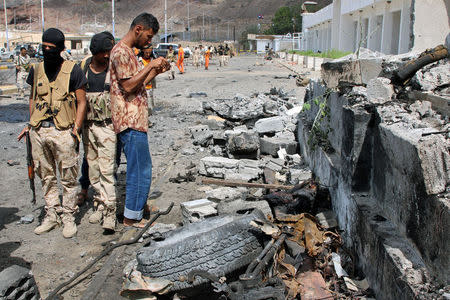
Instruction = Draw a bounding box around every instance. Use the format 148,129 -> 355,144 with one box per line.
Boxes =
120,87 -> 378,299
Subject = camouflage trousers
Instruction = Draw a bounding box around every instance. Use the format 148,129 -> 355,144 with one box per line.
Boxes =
82,121 -> 117,209
16,71 -> 28,93
30,126 -> 79,214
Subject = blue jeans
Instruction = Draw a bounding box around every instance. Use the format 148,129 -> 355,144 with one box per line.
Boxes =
118,129 -> 152,220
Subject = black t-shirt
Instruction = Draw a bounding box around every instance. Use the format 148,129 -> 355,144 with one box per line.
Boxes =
86,67 -> 107,93
26,64 -> 87,92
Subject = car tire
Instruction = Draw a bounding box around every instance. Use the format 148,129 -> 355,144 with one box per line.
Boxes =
136,210 -> 266,292
0,265 -> 41,300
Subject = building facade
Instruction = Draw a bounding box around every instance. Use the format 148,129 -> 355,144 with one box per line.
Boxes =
302,0 -> 449,55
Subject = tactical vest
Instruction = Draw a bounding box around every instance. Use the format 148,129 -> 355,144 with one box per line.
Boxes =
29,60 -> 77,129
80,56 -> 111,122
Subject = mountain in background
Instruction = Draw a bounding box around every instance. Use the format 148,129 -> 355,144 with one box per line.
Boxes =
0,0 -> 331,41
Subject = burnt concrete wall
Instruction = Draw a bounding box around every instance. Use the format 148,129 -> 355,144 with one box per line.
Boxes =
297,80 -> 449,298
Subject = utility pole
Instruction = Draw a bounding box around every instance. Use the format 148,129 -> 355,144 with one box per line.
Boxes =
40,0 -> 44,32
187,0 -> 190,41
164,0 -> 167,43
3,0 -> 9,51
112,0 -> 115,37
202,12 -> 204,40
227,23 -> 229,40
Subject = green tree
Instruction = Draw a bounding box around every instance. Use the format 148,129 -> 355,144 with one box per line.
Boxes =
264,5 -> 302,35
239,24 -> 260,50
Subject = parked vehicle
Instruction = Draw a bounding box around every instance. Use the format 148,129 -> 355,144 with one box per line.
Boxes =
0,47 -> 15,60
154,43 -> 190,58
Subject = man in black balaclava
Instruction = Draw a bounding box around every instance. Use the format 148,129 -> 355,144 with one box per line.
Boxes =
41,28 -> 66,80
18,28 -> 87,239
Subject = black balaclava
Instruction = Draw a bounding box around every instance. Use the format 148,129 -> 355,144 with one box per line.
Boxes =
42,28 -> 65,78
89,32 -> 115,55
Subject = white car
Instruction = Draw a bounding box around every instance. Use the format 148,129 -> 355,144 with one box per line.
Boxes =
0,48 -> 15,60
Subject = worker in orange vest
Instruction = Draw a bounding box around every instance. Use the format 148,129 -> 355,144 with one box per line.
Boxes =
205,46 -> 211,70
176,44 -> 184,74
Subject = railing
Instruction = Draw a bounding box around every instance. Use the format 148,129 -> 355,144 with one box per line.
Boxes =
303,4 -> 333,29
341,0 -> 385,15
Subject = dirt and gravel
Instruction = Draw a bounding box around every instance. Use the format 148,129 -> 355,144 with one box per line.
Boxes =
0,54 -> 309,299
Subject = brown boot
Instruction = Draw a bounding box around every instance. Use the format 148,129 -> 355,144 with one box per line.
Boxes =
102,207 -> 116,232
89,203 -> 105,224
61,213 -> 77,238
34,209 -> 60,235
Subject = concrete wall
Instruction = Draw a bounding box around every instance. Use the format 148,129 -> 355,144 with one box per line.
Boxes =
297,79 -> 449,298
302,0 -> 449,55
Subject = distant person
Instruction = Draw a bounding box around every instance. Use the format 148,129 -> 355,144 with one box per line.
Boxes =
224,44 -> 230,65
176,43 -> 184,74
17,28 -> 87,238
205,46 -> 211,70
109,13 -> 169,228
199,45 -> 205,66
139,46 -> 157,113
193,46 -> 200,68
166,45 -> 176,80
15,47 -> 31,97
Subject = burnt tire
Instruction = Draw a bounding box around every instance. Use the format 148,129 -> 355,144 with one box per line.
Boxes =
0,265 -> 41,300
136,211 -> 265,292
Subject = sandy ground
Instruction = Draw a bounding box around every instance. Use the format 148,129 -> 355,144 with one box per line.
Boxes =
0,54 -> 312,299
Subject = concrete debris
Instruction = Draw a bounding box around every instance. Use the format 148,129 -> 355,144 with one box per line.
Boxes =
19,214 -> 34,224
217,199 -> 273,219
254,116 -> 287,134
343,277 -> 370,293
205,187 -> 247,202
288,168 -> 312,185
412,59 -> 450,92
181,148 -> 196,156
409,100 -> 433,118
198,156 -> 239,178
260,136 -> 297,157
203,94 -> 266,121
264,158 -> 285,172
227,130 -> 260,158
144,223 -> 177,237
180,199 -> 218,224
366,77 -> 394,104
331,252 -> 348,278
7,160 -> 20,166
188,92 -> 208,98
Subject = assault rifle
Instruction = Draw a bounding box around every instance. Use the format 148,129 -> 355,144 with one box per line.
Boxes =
25,131 -> 36,204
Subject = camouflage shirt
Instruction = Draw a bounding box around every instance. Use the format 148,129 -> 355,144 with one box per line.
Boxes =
109,41 -> 148,133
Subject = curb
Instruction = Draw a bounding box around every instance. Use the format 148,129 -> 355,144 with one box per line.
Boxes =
0,85 -> 18,95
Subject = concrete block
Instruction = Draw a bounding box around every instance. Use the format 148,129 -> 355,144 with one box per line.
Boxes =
288,168 -> 312,184
227,130 -> 259,157
298,55 -> 304,67
181,199 -> 218,224
306,56 -> 314,69
265,158 -> 285,172
260,137 -> 298,156
321,58 -> 382,89
367,77 -> 394,104
198,156 -> 239,178
293,54 -> 299,63
217,199 -> 273,219
205,187 -> 247,202
254,116 -> 287,134
313,57 -> 324,71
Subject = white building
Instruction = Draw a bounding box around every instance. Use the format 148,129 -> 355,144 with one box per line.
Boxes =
248,33 -> 302,54
302,0 -> 449,55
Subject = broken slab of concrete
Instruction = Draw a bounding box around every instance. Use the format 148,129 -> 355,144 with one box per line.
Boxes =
227,130 -> 260,159
217,199 -> 273,219
205,187 -> 247,202
315,210 -> 338,229
254,116 -> 287,134
366,77 -> 394,104
180,199 -> 218,224
198,156 -> 239,178
260,136 -> 298,157
321,58 -> 382,89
